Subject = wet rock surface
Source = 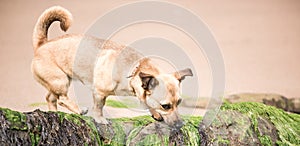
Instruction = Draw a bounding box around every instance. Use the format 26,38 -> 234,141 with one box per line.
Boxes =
199,111 -> 276,145
0,108 -> 201,145
199,102 -> 300,146
0,102 -> 299,145
0,109 -> 100,145
0,110 -> 31,145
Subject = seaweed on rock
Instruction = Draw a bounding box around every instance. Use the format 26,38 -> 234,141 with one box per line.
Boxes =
199,102 -> 300,145
0,102 -> 299,145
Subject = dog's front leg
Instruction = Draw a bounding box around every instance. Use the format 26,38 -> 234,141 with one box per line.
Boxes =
92,91 -> 109,124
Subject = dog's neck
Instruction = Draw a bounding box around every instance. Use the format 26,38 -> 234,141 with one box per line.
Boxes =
132,58 -> 160,76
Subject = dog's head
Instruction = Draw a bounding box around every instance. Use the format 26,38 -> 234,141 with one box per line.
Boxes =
139,68 -> 193,129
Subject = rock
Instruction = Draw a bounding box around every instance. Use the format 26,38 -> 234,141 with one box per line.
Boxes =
199,110 -> 262,145
0,107 -> 201,145
0,102 -> 299,145
288,98 -> 300,114
225,93 -> 286,104
225,93 -> 300,113
199,102 -> 300,146
0,108 -> 101,145
225,93 -> 300,114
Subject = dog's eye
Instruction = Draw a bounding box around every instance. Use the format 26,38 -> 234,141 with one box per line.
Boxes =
161,104 -> 171,110
177,99 -> 182,106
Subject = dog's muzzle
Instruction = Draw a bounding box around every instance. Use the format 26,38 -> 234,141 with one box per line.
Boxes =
149,108 -> 184,129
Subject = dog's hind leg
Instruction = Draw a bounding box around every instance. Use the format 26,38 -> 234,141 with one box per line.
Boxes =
92,91 -> 109,124
33,62 -> 82,114
46,92 -> 57,111
50,75 -> 82,114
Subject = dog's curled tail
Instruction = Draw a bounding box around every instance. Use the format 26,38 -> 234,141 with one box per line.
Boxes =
32,6 -> 72,51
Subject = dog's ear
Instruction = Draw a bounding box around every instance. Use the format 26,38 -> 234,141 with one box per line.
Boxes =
139,72 -> 159,90
174,68 -> 193,82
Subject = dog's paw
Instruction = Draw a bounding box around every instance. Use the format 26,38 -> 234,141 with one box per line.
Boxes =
94,116 -> 109,124
80,107 -> 89,115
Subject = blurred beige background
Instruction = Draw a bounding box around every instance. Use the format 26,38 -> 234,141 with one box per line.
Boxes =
0,0 -> 299,112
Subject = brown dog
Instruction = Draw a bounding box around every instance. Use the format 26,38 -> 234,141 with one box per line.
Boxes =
32,6 -> 193,128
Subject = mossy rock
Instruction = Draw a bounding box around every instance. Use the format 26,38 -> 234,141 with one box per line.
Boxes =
0,102 -> 299,145
126,115 -> 201,146
0,108 -> 101,145
0,107 -> 201,145
224,93 -> 300,114
199,102 -> 300,145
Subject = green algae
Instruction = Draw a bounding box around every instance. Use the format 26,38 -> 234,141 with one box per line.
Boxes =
135,134 -> 168,146
125,126 -> 144,146
111,116 -> 155,145
106,99 -> 128,108
182,115 -> 203,126
0,106 -> 199,146
124,115 -> 202,146
56,111 -> 84,126
125,123 -> 170,146
98,116 -> 154,145
80,116 -> 102,145
0,107 -> 27,131
28,102 -> 47,107
181,116 -> 202,145
215,136 -> 230,145
111,115 -> 155,127
109,120 -> 127,145
105,99 -> 137,108
0,108 -> 35,145
0,108 -> 101,145
56,111 -> 101,144
54,111 -> 102,145
29,132 -> 40,146
201,109 -> 260,145
181,121 -> 200,145
258,135 -> 272,146
2,102 -> 298,145
221,102 -> 300,145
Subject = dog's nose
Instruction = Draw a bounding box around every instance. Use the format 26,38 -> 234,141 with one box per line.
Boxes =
152,114 -> 163,121
174,120 -> 184,129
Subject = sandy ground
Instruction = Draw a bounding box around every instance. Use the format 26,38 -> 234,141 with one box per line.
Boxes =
0,0 -> 299,118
